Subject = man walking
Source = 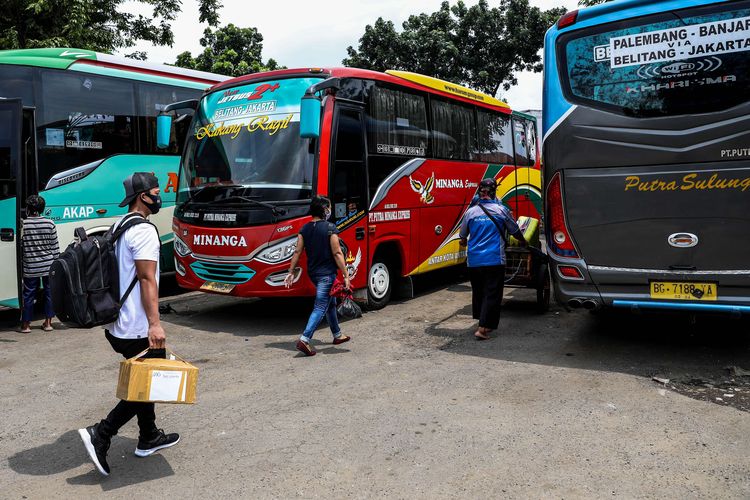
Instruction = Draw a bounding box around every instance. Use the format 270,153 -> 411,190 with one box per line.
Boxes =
460,178 -> 526,340
79,172 -> 178,476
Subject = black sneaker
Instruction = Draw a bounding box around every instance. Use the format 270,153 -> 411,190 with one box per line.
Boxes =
135,429 -> 180,457
78,424 -> 111,476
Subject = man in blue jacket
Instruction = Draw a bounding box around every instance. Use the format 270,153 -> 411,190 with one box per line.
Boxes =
460,178 -> 526,340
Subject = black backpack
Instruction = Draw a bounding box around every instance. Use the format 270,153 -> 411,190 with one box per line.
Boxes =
49,213 -> 154,328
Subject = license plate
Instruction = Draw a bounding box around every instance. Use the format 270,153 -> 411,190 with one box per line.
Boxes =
200,281 -> 235,294
649,281 -> 717,301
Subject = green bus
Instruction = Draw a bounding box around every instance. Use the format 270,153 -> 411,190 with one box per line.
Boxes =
0,48 -> 228,309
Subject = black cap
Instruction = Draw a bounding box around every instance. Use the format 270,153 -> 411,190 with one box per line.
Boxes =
479,178 -> 497,190
119,172 -> 159,207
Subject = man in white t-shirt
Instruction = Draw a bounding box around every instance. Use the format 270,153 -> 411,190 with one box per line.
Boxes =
78,172 -> 179,476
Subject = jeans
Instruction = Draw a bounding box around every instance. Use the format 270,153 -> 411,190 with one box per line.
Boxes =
21,276 -> 54,322
468,265 -> 506,330
98,331 -> 159,441
301,272 -> 341,342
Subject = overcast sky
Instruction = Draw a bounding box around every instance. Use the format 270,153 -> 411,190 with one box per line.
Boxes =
123,0 -> 580,110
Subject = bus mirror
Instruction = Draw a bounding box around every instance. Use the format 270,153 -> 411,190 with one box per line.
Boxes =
156,114 -> 173,149
300,95 -> 321,139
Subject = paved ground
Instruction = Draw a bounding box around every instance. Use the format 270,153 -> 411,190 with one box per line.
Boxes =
1,272 -> 749,499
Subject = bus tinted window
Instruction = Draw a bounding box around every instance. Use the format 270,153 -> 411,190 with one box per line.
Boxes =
561,1 -> 750,117
0,65 -> 34,106
332,109 -> 366,219
367,86 -> 429,157
513,118 -> 536,167
138,83 -> 201,155
37,70 -> 136,188
475,110 -> 513,164
0,106 -> 19,200
431,98 -> 475,161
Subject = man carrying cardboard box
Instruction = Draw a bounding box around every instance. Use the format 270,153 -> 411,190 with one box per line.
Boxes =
78,172 -> 180,476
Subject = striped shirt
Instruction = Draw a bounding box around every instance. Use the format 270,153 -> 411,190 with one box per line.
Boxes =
21,217 -> 60,278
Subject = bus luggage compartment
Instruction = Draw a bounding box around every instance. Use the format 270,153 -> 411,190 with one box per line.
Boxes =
563,162 -> 750,289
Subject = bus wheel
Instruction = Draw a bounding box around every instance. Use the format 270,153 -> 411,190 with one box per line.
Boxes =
536,264 -> 551,314
366,259 -> 392,310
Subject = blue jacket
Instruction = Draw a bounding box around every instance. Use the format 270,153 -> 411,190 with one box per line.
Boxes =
459,200 -> 519,267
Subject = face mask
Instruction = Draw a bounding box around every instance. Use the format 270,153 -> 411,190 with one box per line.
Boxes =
324,208 -> 331,220
142,192 -> 162,215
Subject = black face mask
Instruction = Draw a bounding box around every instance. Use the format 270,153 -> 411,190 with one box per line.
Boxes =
141,192 -> 162,215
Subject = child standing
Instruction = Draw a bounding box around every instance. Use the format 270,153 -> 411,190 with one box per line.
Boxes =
20,195 -> 59,333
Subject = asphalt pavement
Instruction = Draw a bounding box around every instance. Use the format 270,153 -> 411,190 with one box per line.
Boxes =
1,271 -> 749,498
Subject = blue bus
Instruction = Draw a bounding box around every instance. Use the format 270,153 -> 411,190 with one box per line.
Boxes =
543,0 -> 750,315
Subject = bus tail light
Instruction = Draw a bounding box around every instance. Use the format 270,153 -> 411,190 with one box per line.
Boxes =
558,265 -> 583,280
557,10 -> 578,29
546,172 -> 579,258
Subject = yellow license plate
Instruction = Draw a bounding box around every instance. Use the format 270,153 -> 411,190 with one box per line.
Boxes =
200,281 -> 235,294
650,281 -> 717,301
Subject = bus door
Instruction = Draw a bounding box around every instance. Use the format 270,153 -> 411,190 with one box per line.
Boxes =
0,99 -> 23,307
330,104 -> 369,289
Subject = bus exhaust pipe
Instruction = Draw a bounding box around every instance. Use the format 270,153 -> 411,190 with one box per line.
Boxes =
568,298 -> 584,309
582,299 -> 600,311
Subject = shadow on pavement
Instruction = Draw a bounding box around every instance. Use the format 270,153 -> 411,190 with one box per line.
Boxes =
163,295 -> 312,338
8,430 -> 85,476
426,287 -> 750,412
66,449 -> 174,491
8,431 -> 174,489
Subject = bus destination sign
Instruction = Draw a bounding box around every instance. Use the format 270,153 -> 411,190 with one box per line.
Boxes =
609,16 -> 750,68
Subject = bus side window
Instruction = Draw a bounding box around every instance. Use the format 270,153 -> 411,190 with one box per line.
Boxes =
526,119 -> 538,165
431,98 -> 475,161
36,70 -> 137,189
475,110 -> 514,165
366,85 -> 429,157
365,85 -> 429,198
512,117 -> 532,167
137,83 -> 201,155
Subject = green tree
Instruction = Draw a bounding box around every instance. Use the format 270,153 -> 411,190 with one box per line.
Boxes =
0,0 -> 221,54
578,0 -> 613,6
343,0 -> 566,96
173,24 -> 283,77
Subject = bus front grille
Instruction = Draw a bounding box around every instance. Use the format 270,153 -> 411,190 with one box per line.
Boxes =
190,260 -> 256,284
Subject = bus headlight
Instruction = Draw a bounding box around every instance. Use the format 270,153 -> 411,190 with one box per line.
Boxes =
255,237 -> 297,264
174,235 -> 191,257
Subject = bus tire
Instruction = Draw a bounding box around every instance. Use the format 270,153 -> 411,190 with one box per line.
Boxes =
366,258 -> 393,310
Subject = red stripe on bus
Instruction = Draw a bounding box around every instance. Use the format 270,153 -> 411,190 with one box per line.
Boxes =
72,59 -> 221,85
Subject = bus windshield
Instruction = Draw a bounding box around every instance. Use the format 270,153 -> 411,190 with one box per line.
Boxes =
560,0 -> 750,117
178,77 -> 320,205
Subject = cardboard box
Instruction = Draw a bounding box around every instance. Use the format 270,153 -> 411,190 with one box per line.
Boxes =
116,354 -> 199,404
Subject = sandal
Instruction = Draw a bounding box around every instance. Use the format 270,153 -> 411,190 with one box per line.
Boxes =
20,327 -> 31,334
42,324 -> 54,332
296,340 -> 316,356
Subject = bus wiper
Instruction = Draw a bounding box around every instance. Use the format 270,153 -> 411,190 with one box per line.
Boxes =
189,184 -> 243,201
213,195 -> 287,215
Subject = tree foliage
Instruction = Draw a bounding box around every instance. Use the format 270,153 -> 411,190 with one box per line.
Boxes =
0,0 -> 222,54
578,0 -> 613,6
343,0 -> 566,96
173,24 -> 283,77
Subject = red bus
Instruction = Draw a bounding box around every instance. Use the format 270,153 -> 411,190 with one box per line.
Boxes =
159,68 -> 542,309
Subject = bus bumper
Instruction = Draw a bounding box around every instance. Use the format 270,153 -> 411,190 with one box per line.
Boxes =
550,257 -> 750,315
174,254 -> 318,298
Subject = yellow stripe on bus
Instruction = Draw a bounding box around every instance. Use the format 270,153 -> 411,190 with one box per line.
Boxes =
386,70 -> 510,110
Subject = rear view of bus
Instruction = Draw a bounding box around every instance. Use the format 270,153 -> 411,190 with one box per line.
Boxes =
544,0 -> 750,314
